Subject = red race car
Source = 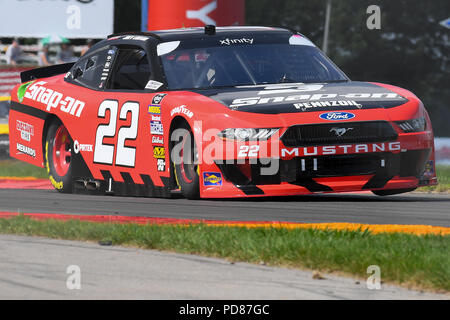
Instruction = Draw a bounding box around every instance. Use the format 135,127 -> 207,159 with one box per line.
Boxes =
9,26 -> 437,199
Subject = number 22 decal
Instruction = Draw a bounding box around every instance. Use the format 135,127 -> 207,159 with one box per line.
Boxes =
238,145 -> 260,158
94,100 -> 139,167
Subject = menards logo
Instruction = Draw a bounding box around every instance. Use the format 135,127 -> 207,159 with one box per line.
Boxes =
23,81 -> 85,117
153,146 -> 165,159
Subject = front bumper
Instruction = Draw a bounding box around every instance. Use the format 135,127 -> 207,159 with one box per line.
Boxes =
198,131 -> 437,198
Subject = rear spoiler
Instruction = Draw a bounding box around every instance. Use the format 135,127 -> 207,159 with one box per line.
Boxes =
20,62 -> 75,83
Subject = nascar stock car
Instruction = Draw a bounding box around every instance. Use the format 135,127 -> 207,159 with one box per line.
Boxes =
8,26 -> 437,199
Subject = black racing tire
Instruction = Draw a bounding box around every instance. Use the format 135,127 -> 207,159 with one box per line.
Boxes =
172,122 -> 200,199
45,119 -> 74,193
372,188 -> 416,196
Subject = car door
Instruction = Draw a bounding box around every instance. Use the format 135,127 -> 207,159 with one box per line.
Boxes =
65,43 -> 170,192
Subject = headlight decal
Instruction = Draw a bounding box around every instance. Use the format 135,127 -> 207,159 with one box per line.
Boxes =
396,117 -> 426,133
218,128 -> 279,141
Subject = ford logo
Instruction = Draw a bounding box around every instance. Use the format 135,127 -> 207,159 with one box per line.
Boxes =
319,112 -> 355,121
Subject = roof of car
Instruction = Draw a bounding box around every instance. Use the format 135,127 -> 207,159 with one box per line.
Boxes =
108,26 -> 296,42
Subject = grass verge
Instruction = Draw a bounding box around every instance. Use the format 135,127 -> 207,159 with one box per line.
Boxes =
0,215 -> 449,292
419,165 -> 450,193
0,159 -> 47,178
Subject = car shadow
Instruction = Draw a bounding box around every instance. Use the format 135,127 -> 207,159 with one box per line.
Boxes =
205,193 -> 450,203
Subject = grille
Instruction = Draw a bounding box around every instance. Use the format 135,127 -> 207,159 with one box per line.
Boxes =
215,149 -> 431,189
281,121 -> 398,147
290,153 -> 385,178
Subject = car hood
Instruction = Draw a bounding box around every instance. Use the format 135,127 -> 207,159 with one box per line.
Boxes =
193,81 -> 409,114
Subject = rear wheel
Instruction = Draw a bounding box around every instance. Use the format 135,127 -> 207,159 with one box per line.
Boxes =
372,188 -> 416,196
45,120 -> 74,193
172,122 -> 199,199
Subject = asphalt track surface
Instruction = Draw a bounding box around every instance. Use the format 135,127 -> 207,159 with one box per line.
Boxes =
1,235 -> 447,299
0,189 -> 449,227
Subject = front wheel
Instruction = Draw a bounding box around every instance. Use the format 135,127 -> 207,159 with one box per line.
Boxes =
172,123 -> 199,199
45,120 -> 74,193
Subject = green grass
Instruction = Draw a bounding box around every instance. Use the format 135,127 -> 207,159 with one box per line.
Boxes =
419,165 -> 450,192
0,215 -> 449,292
0,159 -> 47,178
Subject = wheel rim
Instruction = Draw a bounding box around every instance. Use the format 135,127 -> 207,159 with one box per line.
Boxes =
179,132 -> 197,183
52,125 -> 71,177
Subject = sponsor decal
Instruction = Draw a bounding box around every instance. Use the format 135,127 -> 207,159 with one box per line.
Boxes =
330,127 -> 354,137
203,172 -> 223,186
150,120 -> 164,135
16,120 -> 34,142
319,112 -> 356,121
151,115 -> 161,121
16,143 -> 36,158
170,105 -> 193,118
152,93 -> 167,105
157,159 -> 166,172
145,80 -> 163,91
17,81 -> 34,103
73,140 -> 93,154
281,142 -> 402,158
230,92 -> 401,109
294,100 -> 362,111
148,105 -> 161,114
152,136 -> 164,145
220,38 -> 254,46
100,52 -> 116,88
153,146 -> 165,159
24,81 -> 85,117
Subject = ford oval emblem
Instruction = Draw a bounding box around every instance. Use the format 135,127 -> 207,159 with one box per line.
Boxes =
319,112 -> 355,121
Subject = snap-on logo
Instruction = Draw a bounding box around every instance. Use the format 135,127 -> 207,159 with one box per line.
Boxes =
320,112 -> 355,121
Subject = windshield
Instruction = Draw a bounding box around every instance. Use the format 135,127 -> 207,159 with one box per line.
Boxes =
160,42 -> 348,90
